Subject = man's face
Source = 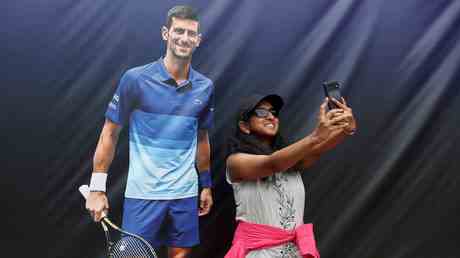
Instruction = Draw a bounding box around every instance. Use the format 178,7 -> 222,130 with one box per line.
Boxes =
162,17 -> 201,60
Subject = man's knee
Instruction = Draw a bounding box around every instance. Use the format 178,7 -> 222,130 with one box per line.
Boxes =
168,247 -> 191,258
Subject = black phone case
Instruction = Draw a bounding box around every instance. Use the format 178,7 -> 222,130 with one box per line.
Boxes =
322,81 -> 342,109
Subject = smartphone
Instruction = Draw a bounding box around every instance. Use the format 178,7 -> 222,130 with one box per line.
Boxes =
322,81 -> 343,110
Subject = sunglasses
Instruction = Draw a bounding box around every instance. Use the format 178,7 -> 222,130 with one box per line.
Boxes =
252,108 -> 279,118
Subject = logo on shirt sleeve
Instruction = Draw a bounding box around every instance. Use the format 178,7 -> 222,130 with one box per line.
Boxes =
109,94 -> 119,110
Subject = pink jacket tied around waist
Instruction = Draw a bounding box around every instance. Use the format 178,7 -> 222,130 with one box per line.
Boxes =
225,220 -> 320,258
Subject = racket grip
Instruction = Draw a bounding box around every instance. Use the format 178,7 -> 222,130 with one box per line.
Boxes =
79,184 -> 108,218
79,184 -> 90,198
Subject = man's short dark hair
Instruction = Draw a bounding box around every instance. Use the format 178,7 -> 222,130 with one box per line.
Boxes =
166,5 -> 199,28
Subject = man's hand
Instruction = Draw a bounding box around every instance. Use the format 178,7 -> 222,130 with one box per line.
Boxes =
86,191 -> 109,222
198,188 -> 213,216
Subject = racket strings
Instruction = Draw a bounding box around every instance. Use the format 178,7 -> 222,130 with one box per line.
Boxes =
109,235 -> 156,258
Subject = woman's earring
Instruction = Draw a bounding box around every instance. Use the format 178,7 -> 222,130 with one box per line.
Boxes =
239,121 -> 251,134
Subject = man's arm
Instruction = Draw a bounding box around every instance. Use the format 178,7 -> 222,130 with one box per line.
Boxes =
196,129 -> 213,216
196,130 -> 211,172
93,119 -> 122,172
86,119 -> 122,221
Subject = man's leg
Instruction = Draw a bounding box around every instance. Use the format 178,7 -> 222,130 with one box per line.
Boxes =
168,247 -> 192,258
122,198 -> 168,247
165,196 -> 199,258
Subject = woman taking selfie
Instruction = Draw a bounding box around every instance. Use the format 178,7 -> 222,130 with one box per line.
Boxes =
225,93 -> 356,258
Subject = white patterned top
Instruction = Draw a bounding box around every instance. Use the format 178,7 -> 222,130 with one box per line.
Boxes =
227,169 -> 305,258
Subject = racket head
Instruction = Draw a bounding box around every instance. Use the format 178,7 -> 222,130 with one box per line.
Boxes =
109,234 -> 158,258
103,218 -> 158,258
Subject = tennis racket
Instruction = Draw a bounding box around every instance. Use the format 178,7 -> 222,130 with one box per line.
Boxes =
79,185 -> 158,258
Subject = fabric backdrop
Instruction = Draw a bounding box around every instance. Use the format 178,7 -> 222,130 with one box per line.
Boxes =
2,0 -> 460,257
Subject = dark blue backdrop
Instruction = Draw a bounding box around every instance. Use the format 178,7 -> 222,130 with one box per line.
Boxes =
2,0 -> 460,257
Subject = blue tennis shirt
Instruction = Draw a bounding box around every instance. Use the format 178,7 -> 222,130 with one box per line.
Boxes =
106,58 -> 214,200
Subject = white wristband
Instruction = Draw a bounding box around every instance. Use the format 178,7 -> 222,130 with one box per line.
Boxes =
89,172 -> 107,192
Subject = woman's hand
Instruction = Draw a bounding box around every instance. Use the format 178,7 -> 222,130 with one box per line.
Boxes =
330,97 -> 357,135
313,98 -> 349,142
